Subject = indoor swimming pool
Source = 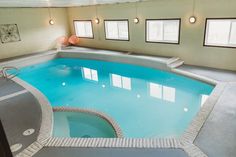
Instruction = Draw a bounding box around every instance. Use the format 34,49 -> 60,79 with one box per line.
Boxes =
16,58 -> 214,138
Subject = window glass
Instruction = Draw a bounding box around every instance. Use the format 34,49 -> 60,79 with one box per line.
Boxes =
206,21 -> 230,45
74,21 -> 93,38
229,22 -> 236,44
146,19 -> 180,43
205,19 -> 236,47
105,20 -> 129,40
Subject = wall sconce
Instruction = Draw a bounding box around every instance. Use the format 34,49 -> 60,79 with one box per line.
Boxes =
95,18 -> 100,24
133,2 -> 139,24
48,8 -> 54,25
49,19 -> 55,25
189,16 -> 196,24
94,5 -> 100,24
189,0 -> 197,24
133,17 -> 139,24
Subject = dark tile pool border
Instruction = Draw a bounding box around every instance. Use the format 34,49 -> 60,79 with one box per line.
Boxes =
0,50 -> 226,157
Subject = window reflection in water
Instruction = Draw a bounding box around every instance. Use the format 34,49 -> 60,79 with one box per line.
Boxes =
111,74 -> 131,90
82,67 -> 98,81
149,82 -> 176,102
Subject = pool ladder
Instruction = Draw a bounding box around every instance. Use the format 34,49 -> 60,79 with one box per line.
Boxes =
0,66 -> 19,79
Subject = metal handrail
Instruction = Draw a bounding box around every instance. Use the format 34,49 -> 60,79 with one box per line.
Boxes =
1,66 -> 19,79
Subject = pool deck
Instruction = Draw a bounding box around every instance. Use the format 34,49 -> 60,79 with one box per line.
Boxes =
0,49 -> 236,157
0,78 -> 42,156
179,65 -> 236,157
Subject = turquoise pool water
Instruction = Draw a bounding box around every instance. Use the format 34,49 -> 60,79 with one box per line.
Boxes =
17,58 -> 213,138
53,112 -> 117,138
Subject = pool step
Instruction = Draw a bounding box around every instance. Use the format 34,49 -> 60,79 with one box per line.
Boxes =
167,57 -> 180,65
167,57 -> 184,69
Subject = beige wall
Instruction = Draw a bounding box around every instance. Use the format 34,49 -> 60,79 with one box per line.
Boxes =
67,0 -> 236,71
0,8 -> 69,59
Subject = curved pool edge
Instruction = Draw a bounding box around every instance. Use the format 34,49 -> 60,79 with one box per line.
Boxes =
171,68 -> 218,85
4,50 -> 226,157
53,107 -> 123,138
171,68 -> 226,156
11,77 -> 54,157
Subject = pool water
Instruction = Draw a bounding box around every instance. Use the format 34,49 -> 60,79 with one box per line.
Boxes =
53,112 -> 117,138
17,58 -> 213,138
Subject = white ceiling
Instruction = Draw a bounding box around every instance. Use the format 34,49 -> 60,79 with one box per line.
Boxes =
0,0 -> 147,7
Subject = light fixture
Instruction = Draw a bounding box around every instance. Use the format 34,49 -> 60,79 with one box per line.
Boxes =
48,8 -> 54,25
189,0 -> 197,24
94,5 -> 100,24
95,18 -> 100,24
189,16 -> 196,24
134,17 -> 139,24
49,19 -> 54,25
133,1 -> 139,24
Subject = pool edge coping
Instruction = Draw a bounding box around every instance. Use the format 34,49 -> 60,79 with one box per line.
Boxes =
3,51 -> 226,157
11,77 -> 53,157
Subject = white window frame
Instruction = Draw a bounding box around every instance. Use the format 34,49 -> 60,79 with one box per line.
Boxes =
104,20 -> 129,41
146,19 -> 181,44
204,18 -> 236,48
74,20 -> 94,38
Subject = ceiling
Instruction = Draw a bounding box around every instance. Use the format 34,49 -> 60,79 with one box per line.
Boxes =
0,0 -> 148,7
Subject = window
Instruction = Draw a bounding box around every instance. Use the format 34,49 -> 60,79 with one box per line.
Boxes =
74,20 -> 93,38
204,18 -> 236,48
149,82 -> 176,102
104,20 -> 129,40
111,74 -> 131,90
82,67 -> 98,81
146,19 -> 180,44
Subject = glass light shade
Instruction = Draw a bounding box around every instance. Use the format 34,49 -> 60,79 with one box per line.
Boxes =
189,16 -> 196,24
95,18 -> 100,24
134,17 -> 139,24
49,19 -> 54,25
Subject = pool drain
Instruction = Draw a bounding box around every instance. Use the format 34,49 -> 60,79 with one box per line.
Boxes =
10,143 -> 22,152
23,128 -> 35,136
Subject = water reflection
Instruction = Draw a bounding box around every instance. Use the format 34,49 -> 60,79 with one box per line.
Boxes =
149,82 -> 176,102
201,94 -> 209,107
111,74 -> 131,90
82,67 -> 98,82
